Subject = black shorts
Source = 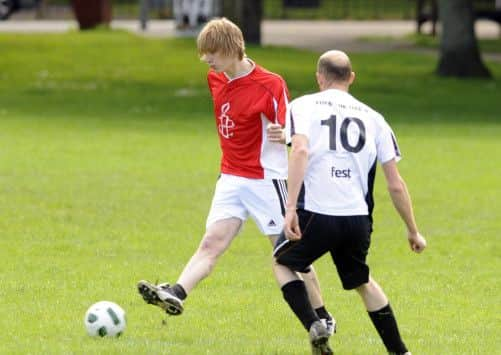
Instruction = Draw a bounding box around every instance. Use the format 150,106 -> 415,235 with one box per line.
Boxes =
274,209 -> 372,290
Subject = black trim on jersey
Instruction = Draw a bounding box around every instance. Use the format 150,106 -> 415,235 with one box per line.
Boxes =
391,133 -> 401,158
296,183 -> 306,210
289,112 -> 304,210
272,179 -> 288,216
285,111 -> 296,147
365,160 -> 377,224
290,111 -> 296,137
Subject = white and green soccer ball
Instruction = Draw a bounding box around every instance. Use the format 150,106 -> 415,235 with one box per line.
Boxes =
84,301 -> 126,337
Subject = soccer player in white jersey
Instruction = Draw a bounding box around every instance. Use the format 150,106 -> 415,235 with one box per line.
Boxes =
137,17 -> 334,344
273,50 -> 427,355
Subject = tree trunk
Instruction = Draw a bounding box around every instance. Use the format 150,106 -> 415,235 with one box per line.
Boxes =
72,0 -> 112,30
35,0 -> 48,19
221,0 -> 262,44
436,0 -> 491,78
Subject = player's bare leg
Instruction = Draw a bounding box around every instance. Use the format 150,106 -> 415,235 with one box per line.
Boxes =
300,265 -> 323,308
355,276 -> 388,311
138,218 -> 242,315
177,218 -> 242,292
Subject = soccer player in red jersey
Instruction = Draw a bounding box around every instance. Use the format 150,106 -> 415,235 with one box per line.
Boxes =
137,17 -> 334,340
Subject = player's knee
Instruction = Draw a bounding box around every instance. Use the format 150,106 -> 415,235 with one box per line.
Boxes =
355,278 -> 379,295
354,279 -> 373,294
198,232 -> 225,258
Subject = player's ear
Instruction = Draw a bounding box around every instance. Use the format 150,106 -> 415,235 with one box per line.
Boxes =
349,71 -> 356,85
316,72 -> 322,89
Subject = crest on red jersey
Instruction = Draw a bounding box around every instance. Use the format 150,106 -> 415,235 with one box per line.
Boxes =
218,102 -> 235,139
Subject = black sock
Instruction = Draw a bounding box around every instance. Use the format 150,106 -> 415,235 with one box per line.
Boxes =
281,280 -> 320,331
315,306 -> 330,320
171,283 -> 187,300
368,304 -> 408,353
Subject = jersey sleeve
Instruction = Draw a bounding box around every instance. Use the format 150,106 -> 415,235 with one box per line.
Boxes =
288,96 -> 312,138
376,115 -> 402,164
264,77 -> 290,126
276,81 -> 290,126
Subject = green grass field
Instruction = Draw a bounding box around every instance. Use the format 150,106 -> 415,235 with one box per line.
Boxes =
0,31 -> 500,354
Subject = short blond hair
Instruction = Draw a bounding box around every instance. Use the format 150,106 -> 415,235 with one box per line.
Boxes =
197,17 -> 245,60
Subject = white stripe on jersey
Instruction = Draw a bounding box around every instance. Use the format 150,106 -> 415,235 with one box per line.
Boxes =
272,96 -> 278,124
260,113 -> 288,179
288,88 -> 401,216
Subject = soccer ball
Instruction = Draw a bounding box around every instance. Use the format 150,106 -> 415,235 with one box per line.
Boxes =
84,301 -> 126,337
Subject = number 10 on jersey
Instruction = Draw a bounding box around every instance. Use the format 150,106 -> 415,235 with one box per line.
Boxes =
321,115 -> 366,153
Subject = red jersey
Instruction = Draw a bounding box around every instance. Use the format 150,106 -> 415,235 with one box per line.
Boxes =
207,60 -> 289,179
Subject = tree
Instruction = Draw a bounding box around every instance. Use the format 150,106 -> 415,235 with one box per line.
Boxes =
436,0 -> 491,78
71,0 -> 112,30
221,0 -> 262,44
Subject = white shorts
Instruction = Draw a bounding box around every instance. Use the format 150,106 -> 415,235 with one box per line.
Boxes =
206,174 -> 287,236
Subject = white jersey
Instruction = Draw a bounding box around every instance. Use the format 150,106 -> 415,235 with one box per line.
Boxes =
288,89 -> 401,216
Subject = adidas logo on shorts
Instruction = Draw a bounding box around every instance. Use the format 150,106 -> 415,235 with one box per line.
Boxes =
268,219 -> 276,227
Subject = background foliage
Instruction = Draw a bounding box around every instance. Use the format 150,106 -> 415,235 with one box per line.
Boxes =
42,0 -> 417,20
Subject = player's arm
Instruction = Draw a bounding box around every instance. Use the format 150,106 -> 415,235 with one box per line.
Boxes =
381,159 -> 427,253
284,133 -> 309,240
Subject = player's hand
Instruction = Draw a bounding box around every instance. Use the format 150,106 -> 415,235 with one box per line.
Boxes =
408,232 -> 426,253
267,123 -> 285,143
284,209 -> 301,241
